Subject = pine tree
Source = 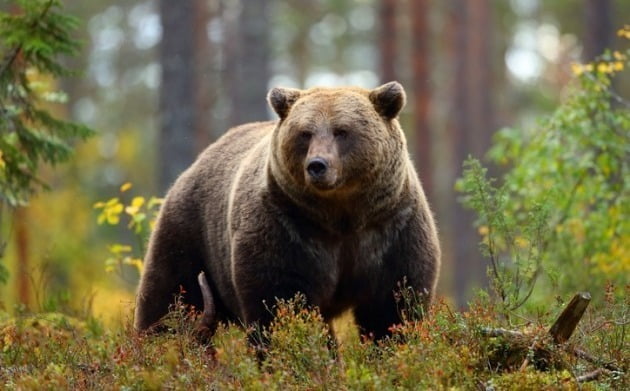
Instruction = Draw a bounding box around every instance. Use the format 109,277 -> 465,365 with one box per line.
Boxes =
0,0 -> 93,206
0,0 -> 93,283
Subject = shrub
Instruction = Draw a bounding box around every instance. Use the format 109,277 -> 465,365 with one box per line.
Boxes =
458,27 -> 630,310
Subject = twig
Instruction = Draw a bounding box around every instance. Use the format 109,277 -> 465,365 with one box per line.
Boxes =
519,337 -> 540,372
571,347 -> 622,373
480,327 -> 525,339
576,368 -> 609,383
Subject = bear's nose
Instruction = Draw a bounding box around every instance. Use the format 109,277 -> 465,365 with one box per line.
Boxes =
306,157 -> 328,179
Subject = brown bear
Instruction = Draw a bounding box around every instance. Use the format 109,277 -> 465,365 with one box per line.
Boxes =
134,81 -> 441,340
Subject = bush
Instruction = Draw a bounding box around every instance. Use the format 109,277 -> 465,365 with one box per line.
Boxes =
458,27 -> 630,310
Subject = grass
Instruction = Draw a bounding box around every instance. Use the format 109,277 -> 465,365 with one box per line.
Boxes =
0,291 -> 627,390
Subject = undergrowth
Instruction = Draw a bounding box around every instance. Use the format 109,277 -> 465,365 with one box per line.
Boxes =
0,291 -> 626,390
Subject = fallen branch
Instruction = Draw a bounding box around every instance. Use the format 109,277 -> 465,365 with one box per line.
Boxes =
479,292 -> 624,382
480,327 -> 525,339
572,347 -> 622,373
576,368 -> 609,383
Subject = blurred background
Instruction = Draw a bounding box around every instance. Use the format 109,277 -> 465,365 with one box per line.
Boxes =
2,0 -> 628,323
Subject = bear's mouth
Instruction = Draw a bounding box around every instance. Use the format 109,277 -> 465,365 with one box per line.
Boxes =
304,169 -> 341,193
306,175 -> 338,191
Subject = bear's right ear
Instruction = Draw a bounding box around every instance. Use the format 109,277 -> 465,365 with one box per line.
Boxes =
268,87 -> 302,120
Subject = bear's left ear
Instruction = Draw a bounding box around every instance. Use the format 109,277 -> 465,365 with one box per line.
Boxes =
268,87 -> 302,120
369,81 -> 406,119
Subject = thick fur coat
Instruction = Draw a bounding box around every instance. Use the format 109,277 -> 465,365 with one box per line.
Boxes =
134,82 -> 441,339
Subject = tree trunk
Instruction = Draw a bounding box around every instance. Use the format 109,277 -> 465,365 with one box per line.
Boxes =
228,0 -> 270,127
379,0 -> 398,83
466,0 -> 493,159
14,207 -> 30,308
583,0 -> 612,61
409,0 -> 432,199
446,0 -> 493,307
158,0 -> 212,193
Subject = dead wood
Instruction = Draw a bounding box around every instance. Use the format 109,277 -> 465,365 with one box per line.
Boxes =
576,368 -> 609,383
549,292 -> 591,344
479,291 -> 624,382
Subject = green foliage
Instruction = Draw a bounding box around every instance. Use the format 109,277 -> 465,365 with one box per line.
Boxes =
459,158 -> 551,314
458,30 -> 630,309
0,0 -> 94,206
0,0 -> 94,286
1,292 -> 626,389
93,182 -> 162,279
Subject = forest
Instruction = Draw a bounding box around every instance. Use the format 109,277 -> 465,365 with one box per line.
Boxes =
0,0 -> 628,388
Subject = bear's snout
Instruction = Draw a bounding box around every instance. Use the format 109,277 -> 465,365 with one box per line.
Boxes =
306,157 -> 328,179
304,156 -> 338,190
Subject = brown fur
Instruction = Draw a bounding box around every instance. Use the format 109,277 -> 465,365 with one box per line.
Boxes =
134,82 -> 441,339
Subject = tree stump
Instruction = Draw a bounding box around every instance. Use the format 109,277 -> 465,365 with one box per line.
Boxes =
548,291 -> 591,344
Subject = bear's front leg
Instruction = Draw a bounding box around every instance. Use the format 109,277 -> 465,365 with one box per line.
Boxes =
353,211 -> 440,341
229,230 -> 328,332
354,294 -> 402,341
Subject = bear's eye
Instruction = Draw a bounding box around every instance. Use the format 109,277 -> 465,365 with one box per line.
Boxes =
298,131 -> 313,141
333,128 -> 349,139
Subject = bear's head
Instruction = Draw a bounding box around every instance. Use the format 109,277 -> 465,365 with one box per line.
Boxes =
268,82 -> 408,203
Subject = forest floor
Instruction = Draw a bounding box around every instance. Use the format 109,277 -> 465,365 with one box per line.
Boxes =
0,293 -> 627,390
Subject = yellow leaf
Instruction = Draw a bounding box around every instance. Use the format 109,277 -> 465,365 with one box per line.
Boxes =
108,244 -> 132,254
125,206 -> 137,216
131,196 -> 145,208
106,197 -> 119,206
123,257 -> 144,273
125,197 -> 144,216
4,333 -> 14,346
597,63 -> 609,73
514,236 -> 529,249
120,182 -> 133,192
571,63 -> 584,76
104,202 -> 124,225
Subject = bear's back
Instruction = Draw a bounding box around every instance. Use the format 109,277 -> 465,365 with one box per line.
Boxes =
181,120 -> 275,198
162,121 -> 276,315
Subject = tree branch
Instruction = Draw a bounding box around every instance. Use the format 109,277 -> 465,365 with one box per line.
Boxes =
0,0 -> 55,78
